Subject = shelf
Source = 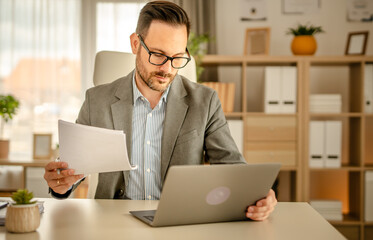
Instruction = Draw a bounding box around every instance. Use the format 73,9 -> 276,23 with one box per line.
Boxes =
305,55 -> 371,65
280,166 -> 298,171
245,112 -> 298,117
309,113 -> 363,118
329,214 -> 361,225
201,55 -> 244,65
309,166 -> 361,172
203,55 -> 373,240
0,158 -> 49,167
224,112 -> 244,118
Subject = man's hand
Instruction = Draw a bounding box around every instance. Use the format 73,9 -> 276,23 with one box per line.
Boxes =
246,189 -> 277,221
44,161 -> 84,195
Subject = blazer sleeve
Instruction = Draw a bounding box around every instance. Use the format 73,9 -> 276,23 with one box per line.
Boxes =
203,91 -> 246,165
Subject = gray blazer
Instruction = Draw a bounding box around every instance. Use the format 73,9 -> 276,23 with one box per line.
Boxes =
76,70 -> 245,199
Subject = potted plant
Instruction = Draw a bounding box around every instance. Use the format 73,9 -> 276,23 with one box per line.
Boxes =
5,189 -> 40,233
0,94 -> 20,158
187,32 -> 210,82
287,23 -> 325,55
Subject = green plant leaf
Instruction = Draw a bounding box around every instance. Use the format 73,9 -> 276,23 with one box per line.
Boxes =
11,189 -> 35,204
286,23 -> 325,36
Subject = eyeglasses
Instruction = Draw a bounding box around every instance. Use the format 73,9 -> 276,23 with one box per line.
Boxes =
137,34 -> 191,69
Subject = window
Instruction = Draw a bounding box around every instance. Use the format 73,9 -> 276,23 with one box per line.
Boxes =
0,0 -> 81,158
96,2 -> 146,53
0,0 -> 145,158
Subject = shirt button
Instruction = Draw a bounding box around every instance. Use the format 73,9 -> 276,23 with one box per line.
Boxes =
147,141 -> 150,145
148,113 -> 152,117
146,168 -> 150,173
148,195 -> 152,200
141,97 -> 145,101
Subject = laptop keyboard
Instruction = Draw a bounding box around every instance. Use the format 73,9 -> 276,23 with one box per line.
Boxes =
144,215 -> 154,221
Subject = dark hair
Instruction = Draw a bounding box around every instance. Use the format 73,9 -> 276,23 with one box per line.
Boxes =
136,1 -> 190,38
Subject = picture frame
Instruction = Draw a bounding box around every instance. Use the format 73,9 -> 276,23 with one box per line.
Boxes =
345,31 -> 369,55
33,133 -> 52,159
244,27 -> 270,55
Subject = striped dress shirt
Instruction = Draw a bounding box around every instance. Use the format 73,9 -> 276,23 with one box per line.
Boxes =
126,74 -> 170,200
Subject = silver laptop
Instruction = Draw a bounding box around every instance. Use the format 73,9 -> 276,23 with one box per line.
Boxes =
130,163 -> 281,227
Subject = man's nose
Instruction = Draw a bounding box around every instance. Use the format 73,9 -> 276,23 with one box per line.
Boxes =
159,59 -> 173,73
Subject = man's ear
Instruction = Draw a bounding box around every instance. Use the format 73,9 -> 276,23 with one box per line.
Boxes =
130,33 -> 139,55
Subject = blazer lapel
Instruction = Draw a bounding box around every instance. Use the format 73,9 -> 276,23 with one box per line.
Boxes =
110,71 -> 134,186
161,75 -> 188,183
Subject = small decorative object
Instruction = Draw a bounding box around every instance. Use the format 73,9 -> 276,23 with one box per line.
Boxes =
0,94 -> 20,159
244,27 -> 271,55
345,31 -> 369,55
201,82 -> 236,113
187,32 -> 210,82
33,133 -> 52,159
287,23 -> 324,55
5,189 -> 40,233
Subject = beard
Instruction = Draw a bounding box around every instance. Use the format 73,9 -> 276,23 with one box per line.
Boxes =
135,53 -> 176,92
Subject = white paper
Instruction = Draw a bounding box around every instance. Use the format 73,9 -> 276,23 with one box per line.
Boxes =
58,120 -> 136,175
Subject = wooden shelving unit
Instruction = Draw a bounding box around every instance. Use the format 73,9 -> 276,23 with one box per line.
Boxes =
201,55 -> 373,240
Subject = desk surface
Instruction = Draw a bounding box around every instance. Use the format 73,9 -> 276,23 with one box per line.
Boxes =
0,199 -> 346,240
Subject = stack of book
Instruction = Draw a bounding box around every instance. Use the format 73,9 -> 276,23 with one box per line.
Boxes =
310,200 -> 343,221
309,94 -> 342,113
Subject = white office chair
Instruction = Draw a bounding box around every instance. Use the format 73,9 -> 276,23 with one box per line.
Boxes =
86,51 -> 197,198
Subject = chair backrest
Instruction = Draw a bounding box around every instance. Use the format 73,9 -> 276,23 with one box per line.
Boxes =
86,50 -> 197,198
93,50 -> 197,86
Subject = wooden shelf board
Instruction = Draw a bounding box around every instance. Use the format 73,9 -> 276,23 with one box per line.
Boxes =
280,166 -> 298,171
0,158 -> 49,167
309,166 -> 361,172
305,55 -> 368,65
365,221 -> 373,226
201,55 -> 245,65
245,112 -> 298,117
329,214 -> 361,225
309,113 -> 363,118
224,112 -> 244,118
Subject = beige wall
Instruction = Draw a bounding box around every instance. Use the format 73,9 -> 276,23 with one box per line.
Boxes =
214,0 -> 372,112
216,0 -> 372,56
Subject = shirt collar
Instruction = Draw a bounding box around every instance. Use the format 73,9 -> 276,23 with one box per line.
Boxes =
132,71 -> 171,104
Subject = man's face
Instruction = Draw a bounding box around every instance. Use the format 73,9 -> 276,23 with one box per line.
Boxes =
133,21 -> 188,92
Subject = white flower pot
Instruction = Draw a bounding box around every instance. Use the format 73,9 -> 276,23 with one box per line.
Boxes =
5,203 -> 40,233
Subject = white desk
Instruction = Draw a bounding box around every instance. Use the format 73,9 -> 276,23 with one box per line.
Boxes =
0,199 -> 346,240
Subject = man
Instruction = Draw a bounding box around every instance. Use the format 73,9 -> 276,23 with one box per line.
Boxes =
44,1 -> 277,221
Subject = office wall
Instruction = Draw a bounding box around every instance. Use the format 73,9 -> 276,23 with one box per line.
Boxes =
216,0 -> 372,56
214,0 -> 372,112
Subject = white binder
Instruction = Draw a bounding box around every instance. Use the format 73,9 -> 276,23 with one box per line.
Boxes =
365,64 -> 373,113
365,171 -> 373,221
227,120 -> 243,154
309,121 -> 325,168
264,67 -> 281,113
281,67 -> 297,113
325,121 -> 342,168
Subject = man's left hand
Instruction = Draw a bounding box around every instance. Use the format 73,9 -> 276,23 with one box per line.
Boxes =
246,189 -> 277,221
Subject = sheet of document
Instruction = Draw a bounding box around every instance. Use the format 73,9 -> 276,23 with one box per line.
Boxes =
58,120 -> 136,175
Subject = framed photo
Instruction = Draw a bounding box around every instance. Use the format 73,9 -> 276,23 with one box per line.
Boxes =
345,31 -> 369,55
33,133 -> 52,159
244,27 -> 270,55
